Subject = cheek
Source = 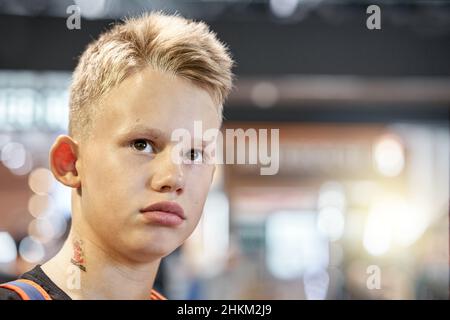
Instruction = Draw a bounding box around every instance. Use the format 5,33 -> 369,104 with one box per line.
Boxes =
81,147 -> 144,211
185,168 -> 214,210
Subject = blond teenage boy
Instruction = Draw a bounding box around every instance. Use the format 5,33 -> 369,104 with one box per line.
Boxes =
0,11 -> 233,300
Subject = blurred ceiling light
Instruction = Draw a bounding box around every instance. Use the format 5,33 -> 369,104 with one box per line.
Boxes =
318,181 -> 346,210
303,269 -> 329,300
266,211 -> 329,280
317,207 -> 345,242
373,135 -> 405,177
394,205 -> 427,247
19,236 -> 45,263
362,195 -> 427,256
28,194 -> 51,218
28,167 -> 55,195
45,91 -> 70,131
390,199 -> 428,247
7,88 -> 35,128
270,0 -> 299,18
348,181 -> 377,207
74,0 -> 107,19
0,232 -> 17,264
251,81 -> 279,108
363,201 -> 394,256
1,142 -> 26,169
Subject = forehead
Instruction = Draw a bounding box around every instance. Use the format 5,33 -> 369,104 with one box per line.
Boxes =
92,67 -> 221,139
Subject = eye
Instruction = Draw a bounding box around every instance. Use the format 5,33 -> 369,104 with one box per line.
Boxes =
131,139 -> 154,154
185,149 -> 203,163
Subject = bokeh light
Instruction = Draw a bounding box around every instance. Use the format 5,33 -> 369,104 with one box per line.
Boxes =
0,232 -> 17,264
251,82 -> 279,108
1,142 -> 26,169
28,194 -> 51,218
19,236 -> 45,263
28,167 -> 55,195
317,207 -> 345,241
373,135 -> 405,177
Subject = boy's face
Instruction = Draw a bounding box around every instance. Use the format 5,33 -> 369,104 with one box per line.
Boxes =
74,67 -> 220,262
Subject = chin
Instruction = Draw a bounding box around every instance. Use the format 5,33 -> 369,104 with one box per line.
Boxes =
124,236 -> 181,261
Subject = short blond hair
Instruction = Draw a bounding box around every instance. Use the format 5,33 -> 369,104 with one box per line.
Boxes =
69,11 -> 234,139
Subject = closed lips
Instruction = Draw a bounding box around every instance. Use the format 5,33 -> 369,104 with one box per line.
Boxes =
140,201 -> 185,219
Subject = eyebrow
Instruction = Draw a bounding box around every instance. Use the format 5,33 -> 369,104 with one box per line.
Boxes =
118,124 -> 167,141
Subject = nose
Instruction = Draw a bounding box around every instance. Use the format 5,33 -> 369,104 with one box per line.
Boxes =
150,148 -> 185,195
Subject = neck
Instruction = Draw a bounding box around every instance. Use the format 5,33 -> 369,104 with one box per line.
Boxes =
41,228 -> 161,300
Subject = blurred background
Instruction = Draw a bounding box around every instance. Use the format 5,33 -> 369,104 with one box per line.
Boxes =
0,0 -> 448,299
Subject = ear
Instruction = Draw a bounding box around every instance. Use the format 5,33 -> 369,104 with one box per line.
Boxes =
49,135 -> 81,188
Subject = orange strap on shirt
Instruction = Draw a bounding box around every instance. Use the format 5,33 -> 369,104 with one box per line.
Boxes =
150,289 -> 167,300
0,279 -> 52,300
1,279 -> 165,300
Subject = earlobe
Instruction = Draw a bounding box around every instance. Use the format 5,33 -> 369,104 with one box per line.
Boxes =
49,135 -> 81,188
